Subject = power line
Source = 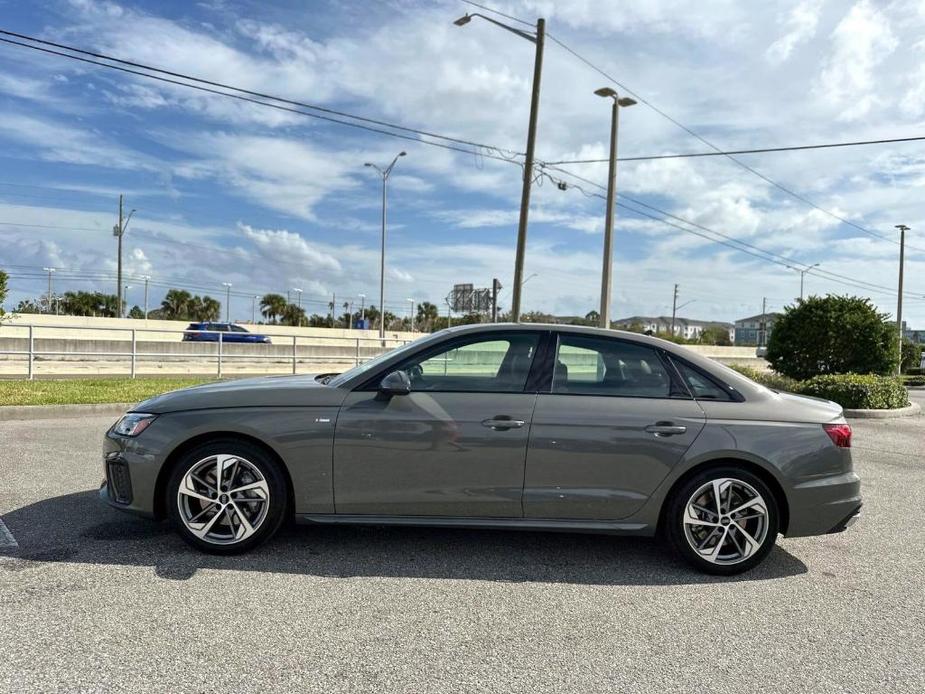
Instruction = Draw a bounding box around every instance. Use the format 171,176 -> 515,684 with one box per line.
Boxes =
540,165 -> 925,300
0,33 -> 521,166
458,2 -> 913,249
545,135 -> 925,164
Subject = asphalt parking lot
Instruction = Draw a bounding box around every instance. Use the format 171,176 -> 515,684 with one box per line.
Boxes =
2,396 -> 924,693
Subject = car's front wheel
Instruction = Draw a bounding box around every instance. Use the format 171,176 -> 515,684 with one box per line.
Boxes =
166,439 -> 287,554
666,467 -> 779,575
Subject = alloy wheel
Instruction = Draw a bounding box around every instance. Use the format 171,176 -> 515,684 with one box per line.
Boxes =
682,477 -> 769,565
176,454 -> 270,545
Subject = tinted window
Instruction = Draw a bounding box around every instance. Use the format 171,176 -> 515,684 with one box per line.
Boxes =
553,335 -> 672,398
230,325 -> 248,333
674,361 -> 733,401
400,334 -> 540,393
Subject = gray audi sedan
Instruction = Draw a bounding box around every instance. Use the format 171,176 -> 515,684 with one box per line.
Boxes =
102,323 -> 861,575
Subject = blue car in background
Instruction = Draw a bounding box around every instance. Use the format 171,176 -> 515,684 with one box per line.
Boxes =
182,322 -> 271,344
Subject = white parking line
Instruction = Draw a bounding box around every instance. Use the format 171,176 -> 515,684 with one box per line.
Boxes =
0,518 -> 18,549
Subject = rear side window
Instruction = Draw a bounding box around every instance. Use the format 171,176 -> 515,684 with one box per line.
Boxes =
553,335 -> 673,398
673,361 -> 734,401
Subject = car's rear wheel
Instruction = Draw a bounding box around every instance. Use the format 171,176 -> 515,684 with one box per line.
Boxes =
666,467 -> 779,575
166,440 -> 287,554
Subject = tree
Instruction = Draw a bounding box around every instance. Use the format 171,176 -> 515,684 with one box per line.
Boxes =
128,305 -> 145,319
260,293 -> 287,324
59,291 -> 118,317
281,303 -> 306,326
698,326 -> 732,346
15,299 -> 42,314
766,295 -> 899,380
161,289 -> 193,320
188,295 -> 221,321
901,338 -> 922,374
584,310 -> 600,325
416,301 -> 439,331
0,269 -> 7,318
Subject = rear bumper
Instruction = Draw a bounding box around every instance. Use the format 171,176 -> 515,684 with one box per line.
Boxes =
785,470 -> 862,537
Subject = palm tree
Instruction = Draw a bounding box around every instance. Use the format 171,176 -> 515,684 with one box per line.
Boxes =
161,289 -> 192,320
190,295 -> 221,321
260,293 -> 287,324
281,303 -> 306,327
416,301 -> 439,331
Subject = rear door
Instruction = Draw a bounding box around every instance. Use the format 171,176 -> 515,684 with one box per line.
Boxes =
524,332 -> 706,520
333,331 -> 545,517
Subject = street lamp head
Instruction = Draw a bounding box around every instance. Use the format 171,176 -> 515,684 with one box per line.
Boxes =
398,151 -> 406,157
453,14 -> 472,26
594,87 -> 617,98
617,97 -> 637,108
364,162 -> 373,167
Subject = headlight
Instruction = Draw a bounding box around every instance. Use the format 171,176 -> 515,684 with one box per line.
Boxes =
112,413 -> 157,437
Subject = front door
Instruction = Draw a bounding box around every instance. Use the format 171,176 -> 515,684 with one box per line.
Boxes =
524,333 -> 706,520
333,332 -> 542,517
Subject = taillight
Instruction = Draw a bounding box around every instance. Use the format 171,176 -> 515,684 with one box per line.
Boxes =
823,423 -> 852,448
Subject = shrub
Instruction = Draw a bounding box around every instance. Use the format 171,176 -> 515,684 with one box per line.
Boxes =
906,367 -> 924,376
796,374 -> 909,410
766,295 -> 898,380
901,339 -> 923,374
728,365 -> 799,392
902,375 -> 925,387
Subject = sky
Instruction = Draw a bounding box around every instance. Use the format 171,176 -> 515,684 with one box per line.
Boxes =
1,0 -> 925,325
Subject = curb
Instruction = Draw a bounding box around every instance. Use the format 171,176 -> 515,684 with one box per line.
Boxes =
844,402 -> 921,419
0,402 -> 132,421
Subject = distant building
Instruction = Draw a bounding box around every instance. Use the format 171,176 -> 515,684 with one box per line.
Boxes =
613,315 -> 734,342
902,321 -> 925,344
734,312 -> 781,346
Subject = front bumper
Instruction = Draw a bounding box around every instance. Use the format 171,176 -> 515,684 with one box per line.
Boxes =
101,429 -> 162,518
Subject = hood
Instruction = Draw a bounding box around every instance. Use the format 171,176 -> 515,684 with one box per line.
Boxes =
132,374 -> 349,414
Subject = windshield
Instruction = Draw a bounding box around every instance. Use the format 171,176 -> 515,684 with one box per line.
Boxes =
327,333 -> 437,387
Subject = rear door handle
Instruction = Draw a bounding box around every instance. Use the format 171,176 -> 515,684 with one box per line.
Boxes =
482,417 -> 526,430
645,422 -> 687,437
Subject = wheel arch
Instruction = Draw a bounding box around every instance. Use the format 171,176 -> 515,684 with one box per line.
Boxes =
656,457 -> 790,536
153,431 -> 295,521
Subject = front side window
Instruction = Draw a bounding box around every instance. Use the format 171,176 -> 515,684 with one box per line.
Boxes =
553,334 -> 673,398
400,334 -> 540,393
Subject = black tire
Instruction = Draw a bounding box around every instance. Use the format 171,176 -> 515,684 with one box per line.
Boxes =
665,466 -> 779,575
166,438 -> 288,555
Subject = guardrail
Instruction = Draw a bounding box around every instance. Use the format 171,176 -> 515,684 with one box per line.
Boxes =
0,324 -> 412,380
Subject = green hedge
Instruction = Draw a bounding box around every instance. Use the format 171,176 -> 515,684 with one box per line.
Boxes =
728,365 -> 800,392
729,365 -> 910,409
796,374 -> 910,410
902,375 -> 925,387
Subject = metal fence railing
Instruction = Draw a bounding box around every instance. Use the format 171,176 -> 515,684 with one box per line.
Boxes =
0,324 -> 412,380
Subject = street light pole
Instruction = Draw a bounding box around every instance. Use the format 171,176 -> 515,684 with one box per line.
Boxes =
799,263 -> 821,300
292,288 -> 303,310
454,13 -> 545,323
408,298 -> 415,332
896,224 -> 909,376
222,282 -> 232,322
594,87 -> 636,329
252,295 -> 260,324
365,151 -> 406,339
359,294 -> 366,325
123,285 -> 131,317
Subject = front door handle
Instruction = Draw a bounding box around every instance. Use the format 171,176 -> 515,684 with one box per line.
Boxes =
481,417 -> 526,430
645,422 -> 687,437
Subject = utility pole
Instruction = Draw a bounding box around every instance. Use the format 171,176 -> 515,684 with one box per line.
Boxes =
113,195 -> 135,317
252,295 -> 259,324
141,275 -> 150,322
222,282 -> 232,322
759,297 -> 768,347
359,294 -> 366,326
43,267 -> 55,314
670,284 -> 679,337
408,298 -> 415,332
896,224 -> 909,376
346,301 -> 353,329
594,87 -> 636,329
331,292 -> 336,328
446,299 -> 453,329
453,13 -> 544,323
491,278 -> 502,322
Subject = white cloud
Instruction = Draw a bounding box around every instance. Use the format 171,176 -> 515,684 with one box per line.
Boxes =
816,0 -> 898,121
766,0 -> 823,64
